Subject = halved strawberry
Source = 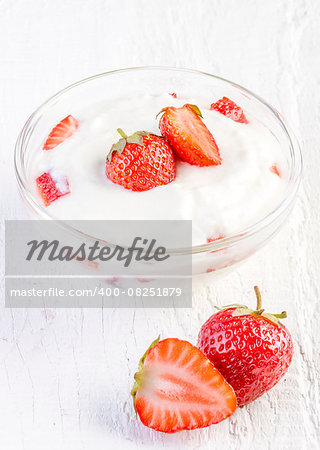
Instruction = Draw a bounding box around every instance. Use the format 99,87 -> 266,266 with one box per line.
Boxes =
36,172 -> 70,206
43,115 -> 79,150
210,97 -> 248,123
158,104 -> 222,167
131,337 -> 237,433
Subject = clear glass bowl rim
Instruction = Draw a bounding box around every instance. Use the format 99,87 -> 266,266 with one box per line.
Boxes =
14,66 -> 303,255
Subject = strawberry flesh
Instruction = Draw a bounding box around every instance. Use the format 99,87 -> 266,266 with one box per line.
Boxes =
43,115 -> 79,150
210,97 -> 248,123
159,104 -> 222,167
132,338 -> 237,433
36,172 -> 70,206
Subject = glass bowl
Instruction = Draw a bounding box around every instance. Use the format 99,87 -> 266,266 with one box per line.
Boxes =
14,67 -> 302,277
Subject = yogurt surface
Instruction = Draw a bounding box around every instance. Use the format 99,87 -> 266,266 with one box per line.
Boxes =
30,93 -> 287,245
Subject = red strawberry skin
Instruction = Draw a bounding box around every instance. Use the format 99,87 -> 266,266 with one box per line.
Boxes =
210,97 -> 248,123
106,132 -> 175,192
132,338 -> 237,433
36,172 -> 70,206
159,104 -> 221,167
197,309 -> 293,406
43,115 -> 79,150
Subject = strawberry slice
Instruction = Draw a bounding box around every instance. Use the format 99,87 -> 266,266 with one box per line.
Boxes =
43,115 -> 79,150
210,97 -> 248,123
131,337 -> 237,433
158,104 -> 222,167
36,172 -> 70,206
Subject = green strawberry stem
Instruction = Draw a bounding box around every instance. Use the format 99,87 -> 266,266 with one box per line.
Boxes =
216,286 -> 288,327
254,285 -> 262,310
253,286 -> 287,319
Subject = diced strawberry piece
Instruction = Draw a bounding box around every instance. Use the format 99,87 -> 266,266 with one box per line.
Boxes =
131,337 -> 237,433
207,235 -> 225,253
270,165 -> 281,177
159,104 -> 222,167
207,235 -> 224,243
36,172 -> 70,206
169,93 -> 177,98
43,115 -> 79,150
210,97 -> 248,123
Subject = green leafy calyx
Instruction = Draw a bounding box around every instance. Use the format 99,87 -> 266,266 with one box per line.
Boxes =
131,335 -> 160,413
156,103 -> 203,120
107,129 -> 150,162
185,104 -> 203,117
216,286 -> 287,327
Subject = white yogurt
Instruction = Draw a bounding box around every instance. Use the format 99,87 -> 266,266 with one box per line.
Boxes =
30,93 -> 287,245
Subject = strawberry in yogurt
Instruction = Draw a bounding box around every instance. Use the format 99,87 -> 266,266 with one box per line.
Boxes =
30,93 -> 286,245
105,129 -> 175,191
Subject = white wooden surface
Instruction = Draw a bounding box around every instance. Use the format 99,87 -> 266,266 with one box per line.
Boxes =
1,1 -> 319,449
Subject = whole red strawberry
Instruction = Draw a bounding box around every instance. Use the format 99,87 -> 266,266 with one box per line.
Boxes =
106,129 -> 175,192
131,337 -> 236,433
158,104 -> 221,167
210,97 -> 248,123
197,286 -> 293,406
